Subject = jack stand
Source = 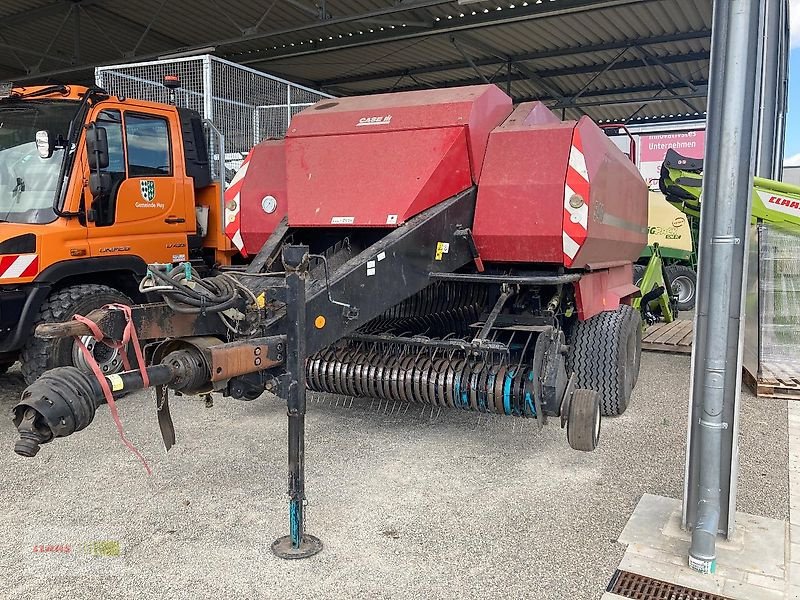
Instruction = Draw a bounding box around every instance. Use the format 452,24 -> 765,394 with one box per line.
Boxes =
272,245 -> 323,560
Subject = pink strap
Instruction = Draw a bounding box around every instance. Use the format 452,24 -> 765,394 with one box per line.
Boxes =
72,304 -> 152,474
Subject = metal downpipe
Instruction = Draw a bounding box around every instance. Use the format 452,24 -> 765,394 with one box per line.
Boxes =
687,0 -> 761,573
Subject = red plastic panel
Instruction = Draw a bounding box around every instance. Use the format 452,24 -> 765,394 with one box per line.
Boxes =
288,84 -> 512,181
473,103 -> 574,263
286,127 -> 472,227
239,140 -> 287,253
574,264 -> 638,320
503,101 -> 561,127
569,117 -> 648,268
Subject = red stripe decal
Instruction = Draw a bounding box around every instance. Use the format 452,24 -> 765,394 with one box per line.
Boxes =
20,255 -> 39,277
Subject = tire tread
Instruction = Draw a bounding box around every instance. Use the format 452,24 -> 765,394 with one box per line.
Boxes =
20,284 -> 130,384
566,304 -> 641,416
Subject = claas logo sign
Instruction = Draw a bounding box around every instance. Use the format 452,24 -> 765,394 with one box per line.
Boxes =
766,195 -> 800,211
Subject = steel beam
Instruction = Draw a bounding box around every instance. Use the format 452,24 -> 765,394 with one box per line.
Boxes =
363,73 -> 708,104
774,0 -> 789,174
11,0 -> 454,82
88,5 -> 188,51
312,31 -> 711,87
636,50 -> 703,114
130,0 -> 169,55
683,0 -> 762,574
285,0 -> 322,19
0,1 -> 73,30
34,5 -> 74,73
0,43 -> 72,64
235,0 -> 660,65
556,47 -> 630,106
319,50 -> 711,94
536,90 -> 708,110
450,36 -> 490,84
451,32 -> 576,110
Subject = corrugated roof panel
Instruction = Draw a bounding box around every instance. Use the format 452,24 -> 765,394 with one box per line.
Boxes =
0,0 -> 715,123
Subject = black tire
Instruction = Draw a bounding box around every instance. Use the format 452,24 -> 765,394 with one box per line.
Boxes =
566,304 -> 641,417
20,284 -> 132,384
630,313 -> 643,389
666,264 -> 697,311
633,264 -> 646,288
567,389 -> 601,452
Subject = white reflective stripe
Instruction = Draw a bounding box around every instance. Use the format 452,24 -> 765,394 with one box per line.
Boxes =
563,184 -> 589,229
228,159 -> 250,186
562,232 -> 580,259
568,146 -> 588,181
1,254 -> 36,278
230,229 -> 245,252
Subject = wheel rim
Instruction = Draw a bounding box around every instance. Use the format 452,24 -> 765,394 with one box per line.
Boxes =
594,403 -> 601,441
71,336 -> 124,375
671,275 -> 696,305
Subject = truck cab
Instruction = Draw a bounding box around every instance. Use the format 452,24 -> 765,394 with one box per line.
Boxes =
0,83 -> 228,382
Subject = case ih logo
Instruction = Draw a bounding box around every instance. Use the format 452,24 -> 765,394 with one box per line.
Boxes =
140,180 -> 156,201
766,195 -> 800,211
356,115 -> 392,127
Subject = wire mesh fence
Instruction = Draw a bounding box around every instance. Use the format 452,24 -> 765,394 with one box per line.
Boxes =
95,55 -> 332,180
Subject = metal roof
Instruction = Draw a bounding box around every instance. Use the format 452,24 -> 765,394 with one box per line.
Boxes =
0,0 -> 713,123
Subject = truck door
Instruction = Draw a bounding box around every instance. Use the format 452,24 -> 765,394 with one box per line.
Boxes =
86,107 -> 191,264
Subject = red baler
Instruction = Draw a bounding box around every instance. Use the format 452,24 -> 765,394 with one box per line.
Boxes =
13,84 -> 648,558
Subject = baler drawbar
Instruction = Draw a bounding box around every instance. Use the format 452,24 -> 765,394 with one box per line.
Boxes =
10,84 -> 647,558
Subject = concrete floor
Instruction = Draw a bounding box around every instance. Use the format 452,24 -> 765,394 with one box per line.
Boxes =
0,352 -> 788,600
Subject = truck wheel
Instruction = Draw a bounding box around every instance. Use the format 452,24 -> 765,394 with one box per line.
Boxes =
20,284 -> 132,384
567,389 -> 601,452
566,305 -> 641,417
666,265 -> 697,311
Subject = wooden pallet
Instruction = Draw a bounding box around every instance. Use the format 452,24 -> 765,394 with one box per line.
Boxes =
742,363 -> 800,399
641,319 -> 694,354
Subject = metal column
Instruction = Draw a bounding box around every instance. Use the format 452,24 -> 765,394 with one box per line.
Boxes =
683,0 -> 762,575
774,0 -> 790,175
755,0 -> 783,179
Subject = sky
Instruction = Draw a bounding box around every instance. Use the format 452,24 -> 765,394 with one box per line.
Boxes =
785,0 -> 800,165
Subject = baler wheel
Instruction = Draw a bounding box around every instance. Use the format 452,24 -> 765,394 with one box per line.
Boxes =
566,389 -> 601,452
566,305 -> 641,417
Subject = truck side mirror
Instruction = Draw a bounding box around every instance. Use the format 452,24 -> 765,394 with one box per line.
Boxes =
85,123 -> 109,170
88,172 -> 112,199
35,130 -> 54,159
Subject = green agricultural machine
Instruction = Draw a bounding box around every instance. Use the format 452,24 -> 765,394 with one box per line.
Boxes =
657,149 -> 800,349
660,148 -> 800,231
635,148 -> 800,328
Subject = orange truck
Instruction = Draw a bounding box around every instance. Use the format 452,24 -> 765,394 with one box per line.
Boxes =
0,83 -> 233,382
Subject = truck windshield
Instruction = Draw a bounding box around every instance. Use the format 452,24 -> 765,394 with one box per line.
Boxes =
0,100 -> 80,224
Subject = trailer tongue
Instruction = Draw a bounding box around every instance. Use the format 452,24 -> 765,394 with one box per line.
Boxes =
10,84 -> 647,557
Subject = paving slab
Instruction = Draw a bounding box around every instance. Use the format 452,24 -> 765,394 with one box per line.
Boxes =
615,494 -> 787,600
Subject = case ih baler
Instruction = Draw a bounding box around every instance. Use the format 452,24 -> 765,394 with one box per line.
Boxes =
10,85 -> 646,557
